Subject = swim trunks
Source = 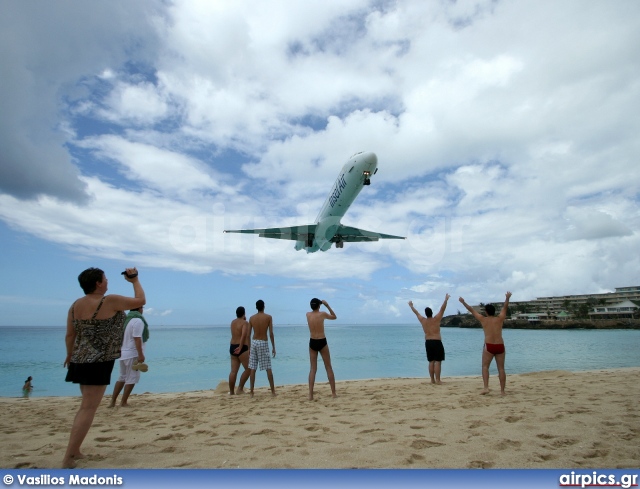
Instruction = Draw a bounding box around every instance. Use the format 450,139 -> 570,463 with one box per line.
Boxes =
229,344 -> 249,357
309,338 -> 328,352
485,343 -> 505,355
425,339 -> 445,362
248,339 -> 272,371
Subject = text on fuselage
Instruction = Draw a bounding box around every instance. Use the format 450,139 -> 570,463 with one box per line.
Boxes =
329,174 -> 348,208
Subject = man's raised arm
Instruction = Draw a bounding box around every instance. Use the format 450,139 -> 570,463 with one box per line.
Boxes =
459,297 -> 484,321
322,300 -> 337,320
499,291 -> 512,319
408,301 -> 422,320
434,294 -> 451,320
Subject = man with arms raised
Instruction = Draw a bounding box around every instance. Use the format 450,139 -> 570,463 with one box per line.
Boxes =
306,298 -> 338,401
408,294 -> 450,385
248,300 -> 276,397
459,292 -> 512,395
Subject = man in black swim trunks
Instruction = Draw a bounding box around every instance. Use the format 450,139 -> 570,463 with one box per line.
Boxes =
306,298 -> 337,401
228,306 -> 250,395
408,294 -> 450,385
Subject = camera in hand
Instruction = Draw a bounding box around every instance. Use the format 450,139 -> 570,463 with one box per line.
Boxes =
121,270 -> 138,279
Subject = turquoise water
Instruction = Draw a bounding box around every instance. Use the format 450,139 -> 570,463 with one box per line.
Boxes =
1,325 -> 638,397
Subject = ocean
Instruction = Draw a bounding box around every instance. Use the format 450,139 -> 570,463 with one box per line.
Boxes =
1,324 -> 638,398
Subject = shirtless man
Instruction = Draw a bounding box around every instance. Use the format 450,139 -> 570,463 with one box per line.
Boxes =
306,298 -> 337,401
459,292 -> 512,395
247,300 -> 276,397
408,293 -> 450,385
228,306 -> 251,395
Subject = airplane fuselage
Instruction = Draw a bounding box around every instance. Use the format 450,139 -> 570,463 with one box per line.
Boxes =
295,152 -> 378,252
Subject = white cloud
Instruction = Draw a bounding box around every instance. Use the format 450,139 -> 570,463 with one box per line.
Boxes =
100,81 -> 170,125
77,135 -> 231,196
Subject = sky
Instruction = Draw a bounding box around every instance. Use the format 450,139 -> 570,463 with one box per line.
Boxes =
1,0 -> 639,326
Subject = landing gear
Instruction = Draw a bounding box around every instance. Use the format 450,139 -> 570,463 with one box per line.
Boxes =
306,235 -> 314,248
364,178 -> 371,185
335,241 -> 344,249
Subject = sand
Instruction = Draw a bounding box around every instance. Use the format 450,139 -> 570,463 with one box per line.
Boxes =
1,368 -> 638,469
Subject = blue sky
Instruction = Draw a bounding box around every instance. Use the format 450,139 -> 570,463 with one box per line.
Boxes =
1,1 -> 639,326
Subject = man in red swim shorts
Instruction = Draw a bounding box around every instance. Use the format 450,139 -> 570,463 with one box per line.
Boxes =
459,292 -> 512,395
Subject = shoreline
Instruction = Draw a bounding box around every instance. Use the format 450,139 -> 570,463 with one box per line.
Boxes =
1,368 -> 638,469
3,366 -> 638,400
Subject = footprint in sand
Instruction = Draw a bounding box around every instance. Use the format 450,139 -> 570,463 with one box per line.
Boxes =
370,438 -> 391,445
536,433 -> 555,440
94,436 -> 123,443
496,439 -> 521,450
156,433 -> 186,441
406,453 -> 426,464
86,454 -> 106,461
535,452 -> 557,461
411,439 -> 444,449
583,449 -> 609,459
550,437 -> 578,448
468,420 -> 487,429
467,460 -> 494,469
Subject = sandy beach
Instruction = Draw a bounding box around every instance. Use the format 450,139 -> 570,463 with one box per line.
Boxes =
1,368 -> 638,469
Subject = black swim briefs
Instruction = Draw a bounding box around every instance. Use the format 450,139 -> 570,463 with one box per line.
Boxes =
309,337 -> 328,352
230,344 -> 249,357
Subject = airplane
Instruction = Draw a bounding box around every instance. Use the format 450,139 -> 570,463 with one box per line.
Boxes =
223,151 -> 405,253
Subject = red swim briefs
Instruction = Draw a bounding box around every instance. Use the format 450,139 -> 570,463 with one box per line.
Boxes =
485,343 -> 505,355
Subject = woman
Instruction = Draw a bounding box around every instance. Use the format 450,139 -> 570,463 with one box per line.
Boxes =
62,267 -> 145,469
22,376 -> 33,396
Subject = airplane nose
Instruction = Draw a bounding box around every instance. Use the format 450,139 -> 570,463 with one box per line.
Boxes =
361,152 -> 377,166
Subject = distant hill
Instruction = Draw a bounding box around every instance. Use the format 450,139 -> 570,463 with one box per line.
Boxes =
441,315 -> 640,330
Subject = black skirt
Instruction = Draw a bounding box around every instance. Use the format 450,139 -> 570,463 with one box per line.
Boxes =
65,360 -> 116,386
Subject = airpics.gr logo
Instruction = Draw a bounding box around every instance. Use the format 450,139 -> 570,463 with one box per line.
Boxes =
559,471 -> 638,489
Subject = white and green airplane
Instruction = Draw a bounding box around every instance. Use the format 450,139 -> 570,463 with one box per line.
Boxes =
224,152 -> 405,253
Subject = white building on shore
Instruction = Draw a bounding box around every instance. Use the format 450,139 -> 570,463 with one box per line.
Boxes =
588,300 -> 639,320
487,286 -> 640,320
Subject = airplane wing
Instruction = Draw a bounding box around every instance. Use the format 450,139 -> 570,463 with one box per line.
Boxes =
223,225 -> 317,241
332,225 -> 405,242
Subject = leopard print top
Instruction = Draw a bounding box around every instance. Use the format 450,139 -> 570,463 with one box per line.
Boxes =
70,297 -> 126,363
